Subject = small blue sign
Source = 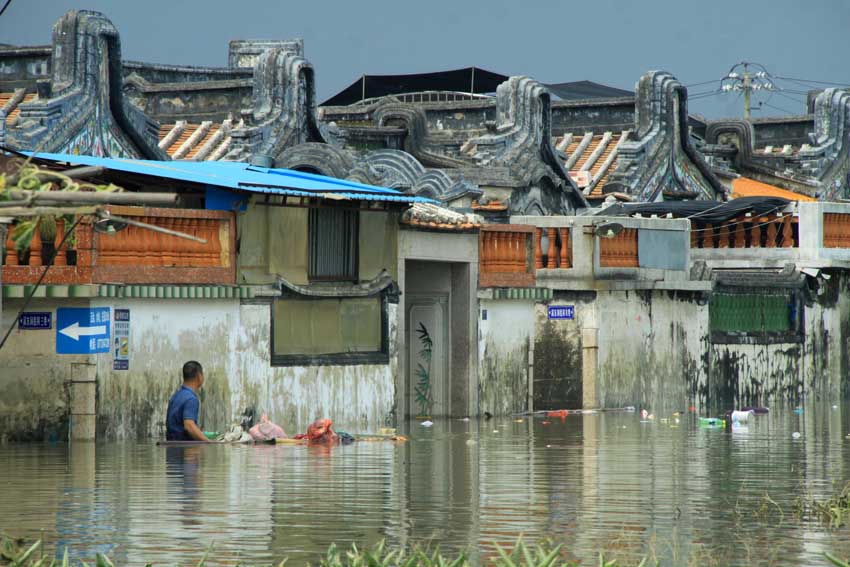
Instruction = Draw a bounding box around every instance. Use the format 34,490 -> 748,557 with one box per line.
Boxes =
19,312 -> 52,330
548,305 -> 575,320
56,307 -> 111,355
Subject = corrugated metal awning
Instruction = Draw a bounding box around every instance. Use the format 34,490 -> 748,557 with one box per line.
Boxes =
25,152 -> 437,205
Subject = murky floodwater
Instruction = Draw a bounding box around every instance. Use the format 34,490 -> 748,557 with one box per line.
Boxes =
1,404 -> 849,566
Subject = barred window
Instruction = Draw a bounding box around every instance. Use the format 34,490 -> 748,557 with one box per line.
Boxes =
709,291 -> 801,343
308,208 -> 358,281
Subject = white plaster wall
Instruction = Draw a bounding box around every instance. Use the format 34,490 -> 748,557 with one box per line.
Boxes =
0,298 -> 92,441
478,299 -> 534,414
93,298 -> 396,439
595,290 -> 709,414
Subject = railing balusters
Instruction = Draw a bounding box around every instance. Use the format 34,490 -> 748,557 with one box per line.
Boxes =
534,228 -> 543,269
54,218 -> 67,266
559,228 -> 570,269
28,227 -> 42,267
5,226 -> 18,266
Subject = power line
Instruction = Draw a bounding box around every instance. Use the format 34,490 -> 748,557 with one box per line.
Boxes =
773,91 -> 806,106
776,75 -> 850,88
0,0 -> 12,18
761,101 -> 796,115
685,80 -> 720,88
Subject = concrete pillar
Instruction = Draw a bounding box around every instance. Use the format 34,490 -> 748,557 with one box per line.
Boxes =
581,327 -> 600,409
69,362 -> 97,441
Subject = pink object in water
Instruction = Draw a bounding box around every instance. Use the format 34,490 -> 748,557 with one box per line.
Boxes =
249,414 -> 287,441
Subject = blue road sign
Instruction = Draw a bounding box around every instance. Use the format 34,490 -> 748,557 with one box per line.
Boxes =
548,305 -> 575,320
19,312 -> 52,330
56,307 -> 111,354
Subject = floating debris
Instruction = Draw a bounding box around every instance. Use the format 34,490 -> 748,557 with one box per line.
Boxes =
699,417 -> 725,428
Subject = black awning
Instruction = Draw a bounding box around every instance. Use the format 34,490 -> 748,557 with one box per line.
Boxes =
544,80 -> 633,100
321,67 -> 510,106
601,196 -> 791,223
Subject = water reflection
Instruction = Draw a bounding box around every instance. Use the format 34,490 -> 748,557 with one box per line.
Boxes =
164,446 -> 202,527
0,403 -> 848,566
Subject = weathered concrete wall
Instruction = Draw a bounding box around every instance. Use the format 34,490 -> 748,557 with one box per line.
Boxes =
478,299 -> 533,415
0,296 -> 396,441
93,298 -> 397,440
0,299 -> 91,442
532,296 -> 585,410
550,99 -> 635,136
594,290 -> 708,415
359,211 -> 399,281
239,203 -> 399,285
708,274 -> 850,408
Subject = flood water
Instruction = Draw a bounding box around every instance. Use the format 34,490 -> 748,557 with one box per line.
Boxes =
2,404 -> 850,566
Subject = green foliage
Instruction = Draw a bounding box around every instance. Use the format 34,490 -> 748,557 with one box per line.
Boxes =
414,321 -> 434,416
2,533 -> 847,567
1,157 -> 120,251
811,482 -> 850,529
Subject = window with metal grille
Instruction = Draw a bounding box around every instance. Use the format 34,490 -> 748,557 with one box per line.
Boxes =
709,291 -> 801,343
308,208 -> 358,281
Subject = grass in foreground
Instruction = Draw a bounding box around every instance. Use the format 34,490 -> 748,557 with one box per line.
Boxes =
1,534 -> 849,567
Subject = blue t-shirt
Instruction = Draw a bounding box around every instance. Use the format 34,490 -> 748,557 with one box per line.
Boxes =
166,386 -> 200,441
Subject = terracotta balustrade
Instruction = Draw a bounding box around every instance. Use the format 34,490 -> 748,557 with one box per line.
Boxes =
690,214 -> 799,249
2,206 -> 236,285
2,218 -> 94,285
533,227 -> 573,270
599,228 -> 639,268
823,213 -> 850,248
479,224 -> 535,288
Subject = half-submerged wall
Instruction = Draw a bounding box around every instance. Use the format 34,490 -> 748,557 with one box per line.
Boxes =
0,295 -> 397,441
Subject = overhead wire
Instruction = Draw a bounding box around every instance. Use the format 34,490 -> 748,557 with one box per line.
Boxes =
761,101 -> 797,115
0,0 -> 12,18
776,75 -> 850,89
685,80 -> 720,88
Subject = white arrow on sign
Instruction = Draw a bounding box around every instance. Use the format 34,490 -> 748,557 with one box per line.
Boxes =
59,322 -> 107,341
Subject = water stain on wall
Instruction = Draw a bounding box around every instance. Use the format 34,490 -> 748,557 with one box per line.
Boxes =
533,320 -> 581,410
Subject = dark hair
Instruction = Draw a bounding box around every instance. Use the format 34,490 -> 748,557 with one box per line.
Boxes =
182,361 -> 203,381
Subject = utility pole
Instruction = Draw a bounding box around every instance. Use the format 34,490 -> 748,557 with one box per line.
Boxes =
721,61 -> 776,119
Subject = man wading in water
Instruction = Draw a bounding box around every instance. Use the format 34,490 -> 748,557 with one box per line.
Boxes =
166,361 -> 211,442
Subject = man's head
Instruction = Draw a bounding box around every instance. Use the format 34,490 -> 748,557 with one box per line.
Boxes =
182,360 -> 204,389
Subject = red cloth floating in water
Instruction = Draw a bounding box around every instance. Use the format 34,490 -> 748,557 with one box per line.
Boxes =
294,418 -> 339,444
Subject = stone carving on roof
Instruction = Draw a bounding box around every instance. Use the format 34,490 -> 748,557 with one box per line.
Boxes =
275,142 -> 355,178
1,10 -> 166,159
463,76 -> 588,214
346,149 -> 482,203
609,71 -> 726,202
700,89 -> 850,200
804,89 -> 850,200
224,47 -> 328,163
371,101 -> 467,168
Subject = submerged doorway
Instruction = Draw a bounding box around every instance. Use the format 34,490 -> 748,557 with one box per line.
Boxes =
402,259 -> 473,418
407,295 -> 448,417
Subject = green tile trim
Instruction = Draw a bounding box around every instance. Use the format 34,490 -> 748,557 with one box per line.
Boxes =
2,284 -> 101,299
93,284 -> 257,300
491,287 -> 553,301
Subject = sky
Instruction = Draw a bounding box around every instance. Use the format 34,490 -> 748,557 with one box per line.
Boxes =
2,0 -> 849,119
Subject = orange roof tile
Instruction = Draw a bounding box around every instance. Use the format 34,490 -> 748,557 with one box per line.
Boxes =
185,125 -> 219,159
731,177 -> 816,201
4,92 -> 37,125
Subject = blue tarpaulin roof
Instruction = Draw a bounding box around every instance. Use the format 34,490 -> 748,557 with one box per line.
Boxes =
26,152 -> 435,205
